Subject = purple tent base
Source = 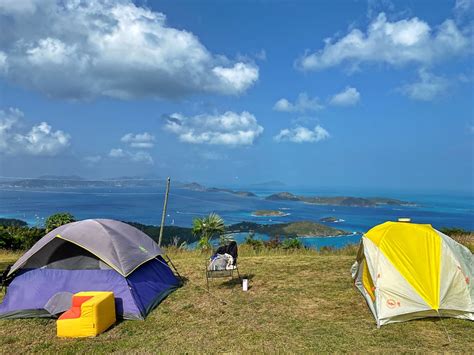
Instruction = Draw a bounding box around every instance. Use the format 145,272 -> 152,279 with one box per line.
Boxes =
0,258 -> 180,320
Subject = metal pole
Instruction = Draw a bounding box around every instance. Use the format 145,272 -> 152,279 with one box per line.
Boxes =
158,177 -> 171,247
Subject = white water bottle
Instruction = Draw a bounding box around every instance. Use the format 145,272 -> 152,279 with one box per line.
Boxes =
242,278 -> 248,291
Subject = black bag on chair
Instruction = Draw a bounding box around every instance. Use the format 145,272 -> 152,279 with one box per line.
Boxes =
214,241 -> 238,266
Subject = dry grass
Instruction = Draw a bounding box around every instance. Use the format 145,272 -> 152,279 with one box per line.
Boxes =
0,248 -> 473,353
0,250 -> 20,273
451,233 -> 474,253
0,249 -> 21,262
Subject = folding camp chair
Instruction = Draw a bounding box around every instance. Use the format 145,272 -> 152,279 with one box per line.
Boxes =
205,241 -> 241,290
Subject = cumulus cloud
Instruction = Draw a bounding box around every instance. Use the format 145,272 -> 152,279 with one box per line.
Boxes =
121,132 -> 155,149
298,13 -> 469,71
273,93 -> 324,112
108,148 -> 153,164
0,107 -> 70,155
164,111 -> 263,146
274,125 -> 330,143
0,0 -> 258,99
109,148 -> 126,158
400,69 -> 449,101
330,87 -> 361,106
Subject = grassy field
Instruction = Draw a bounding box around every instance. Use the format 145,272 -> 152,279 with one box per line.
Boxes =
0,244 -> 473,353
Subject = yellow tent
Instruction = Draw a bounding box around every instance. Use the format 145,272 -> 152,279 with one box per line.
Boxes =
352,221 -> 473,327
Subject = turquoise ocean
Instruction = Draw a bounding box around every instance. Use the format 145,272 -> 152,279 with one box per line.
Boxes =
0,186 -> 472,249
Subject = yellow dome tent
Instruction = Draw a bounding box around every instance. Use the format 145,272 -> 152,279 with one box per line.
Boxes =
352,221 -> 473,327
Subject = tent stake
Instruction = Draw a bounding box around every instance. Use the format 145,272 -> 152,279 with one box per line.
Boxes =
158,177 -> 171,247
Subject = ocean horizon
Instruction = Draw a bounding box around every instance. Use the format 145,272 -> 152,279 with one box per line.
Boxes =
1,185 -> 472,250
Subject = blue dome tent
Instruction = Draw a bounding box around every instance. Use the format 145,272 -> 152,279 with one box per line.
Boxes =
0,219 -> 181,320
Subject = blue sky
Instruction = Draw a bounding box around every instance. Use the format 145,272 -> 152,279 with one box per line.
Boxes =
0,0 -> 473,191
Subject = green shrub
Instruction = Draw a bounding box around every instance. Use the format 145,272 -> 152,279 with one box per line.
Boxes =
281,237 -> 303,249
243,232 -> 264,250
0,226 -> 44,250
45,213 -> 76,232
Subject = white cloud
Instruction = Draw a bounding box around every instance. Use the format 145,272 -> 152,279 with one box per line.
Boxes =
298,13 -> 469,71
109,148 -> 153,165
454,0 -> 473,16
211,63 -> 259,95
15,122 -> 71,155
273,99 -> 292,112
121,132 -> 155,149
0,52 -> 7,74
0,0 -> 258,99
273,93 -> 324,112
0,107 -> 70,156
0,108 -> 21,153
109,148 -> 126,158
400,69 -> 449,101
164,111 -> 263,146
330,87 -> 361,106
274,125 -> 330,143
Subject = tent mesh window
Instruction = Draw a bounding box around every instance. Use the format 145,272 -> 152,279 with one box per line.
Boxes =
21,239 -> 112,271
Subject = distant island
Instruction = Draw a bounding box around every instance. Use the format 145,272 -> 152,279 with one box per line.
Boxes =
266,192 -> 415,207
206,187 -> 257,197
0,218 -> 28,227
229,221 -> 347,237
252,210 -> 288,217
0,176 -> 414,208
0,177 -> 255,197
181,182 -> 257,197
319,217 -> 345,223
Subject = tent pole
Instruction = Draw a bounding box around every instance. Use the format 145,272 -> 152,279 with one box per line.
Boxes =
158,177 -> 171,247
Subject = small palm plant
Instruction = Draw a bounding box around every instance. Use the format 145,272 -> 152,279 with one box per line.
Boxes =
218,234 -> 234,246
192,213 -> 225,251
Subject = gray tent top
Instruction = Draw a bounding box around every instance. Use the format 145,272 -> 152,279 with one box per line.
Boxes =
9,219 -> 164,277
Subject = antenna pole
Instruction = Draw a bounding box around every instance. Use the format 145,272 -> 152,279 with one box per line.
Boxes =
158,177 -> 171,247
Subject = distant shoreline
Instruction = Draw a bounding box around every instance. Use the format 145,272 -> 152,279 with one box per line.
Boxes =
0,177 -> 418,208
1,217 -> 351,240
